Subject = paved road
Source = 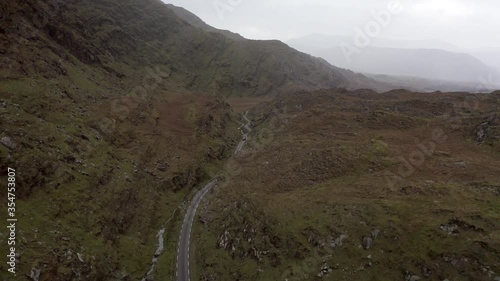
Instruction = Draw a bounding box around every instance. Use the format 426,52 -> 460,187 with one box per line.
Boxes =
234,112 -> 252,155
176,112 -> 251,281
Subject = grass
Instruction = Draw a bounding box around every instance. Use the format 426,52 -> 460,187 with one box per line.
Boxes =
192,89 -> 500,281
0,69 -> 241,279
370,139 -> 390,157
0,0 -> 498,279
0,79 -> 36,95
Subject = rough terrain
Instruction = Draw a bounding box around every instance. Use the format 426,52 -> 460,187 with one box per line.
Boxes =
194,89 -> 500,281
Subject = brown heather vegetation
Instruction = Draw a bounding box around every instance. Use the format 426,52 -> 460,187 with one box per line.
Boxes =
195,89 -> 500,281
0,0 -> 498,280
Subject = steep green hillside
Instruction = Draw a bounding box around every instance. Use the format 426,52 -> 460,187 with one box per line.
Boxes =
0,82 -> 241,280
0,0 -> 242,280
165,4 -> 245,41
1,0 -> 389,97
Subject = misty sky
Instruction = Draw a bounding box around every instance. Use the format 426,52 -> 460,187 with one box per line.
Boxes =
163,0 -> 500,50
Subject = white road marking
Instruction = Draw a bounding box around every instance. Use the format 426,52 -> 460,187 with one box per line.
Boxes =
176,112 -> 251,281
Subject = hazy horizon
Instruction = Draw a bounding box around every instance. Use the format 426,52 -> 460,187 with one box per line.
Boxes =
163,0 -> 500,50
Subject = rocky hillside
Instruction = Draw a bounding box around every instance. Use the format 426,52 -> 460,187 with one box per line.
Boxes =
165,4 -> 245,41
0,0 -> 391,280
0,0 -> 245,280
1,0 -> 389,98
0,85 -> 241,280
195,89 -> 500,280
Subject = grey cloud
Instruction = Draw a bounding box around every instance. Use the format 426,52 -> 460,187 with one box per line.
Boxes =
163,0 -> 500,49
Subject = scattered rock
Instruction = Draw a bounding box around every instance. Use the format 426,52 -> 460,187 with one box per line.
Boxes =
404,272 -> 421,281
331,234 -> 347,248
317,263 -> 333,277
30,268 -> 41,281
371,229 -> 380,239
421,266 -> 432,277
453,162 -> 467,169
218,230 -> 231,249
476,114 -> 497,143
356,265 -> 366,272
362,236 -> 373,250
1,136 -> 17,149
450,257 -> 469,270
400,185 -> 423,195
467,182 -> 500,195
440,219 -> 484,234
434,151 -> 451,157
440,224 -> 459,234
77,252 -> 84,263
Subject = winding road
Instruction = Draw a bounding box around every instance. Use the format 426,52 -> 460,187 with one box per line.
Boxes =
234,112 -> 252,155
176,112 -> 251,281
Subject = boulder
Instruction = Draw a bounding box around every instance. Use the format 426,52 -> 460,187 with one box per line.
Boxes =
0,136 -> 16,149
362,236 -> 373,250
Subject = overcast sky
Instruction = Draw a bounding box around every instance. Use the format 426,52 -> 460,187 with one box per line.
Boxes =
162,0 -> 500,50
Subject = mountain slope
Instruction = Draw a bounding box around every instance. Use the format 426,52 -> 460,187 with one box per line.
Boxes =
319,46 -> 497,83
165,3 -> 245,41
287,33 -> 462,52
1,0 -> 389,97
0,0 -> 391,279
473,50 -> 500,74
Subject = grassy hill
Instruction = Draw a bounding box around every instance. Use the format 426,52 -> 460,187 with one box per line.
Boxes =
0,0 -> 454,280
1,0 -> 389,97
165,4 -> 246,41
0,0 -> 390,279
195,89 -> 500,280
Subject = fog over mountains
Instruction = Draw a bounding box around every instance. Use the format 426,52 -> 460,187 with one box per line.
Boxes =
286,33 -> 500,88
164,0 -> 500,92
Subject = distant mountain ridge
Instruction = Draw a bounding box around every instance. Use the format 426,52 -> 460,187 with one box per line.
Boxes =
162,4 -> 391,94
288,33 -> 462,52
472,50 -> 500,75
287,34 -> 499,85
